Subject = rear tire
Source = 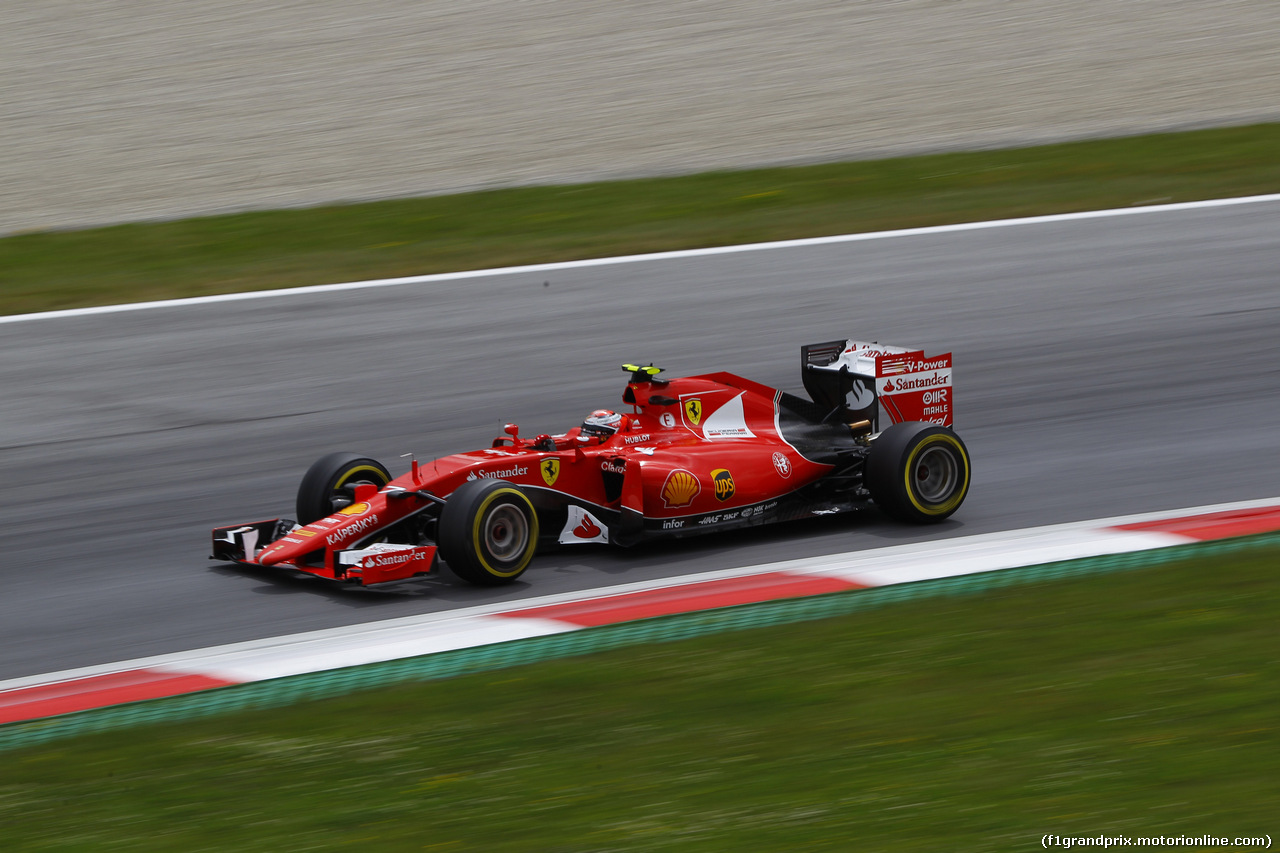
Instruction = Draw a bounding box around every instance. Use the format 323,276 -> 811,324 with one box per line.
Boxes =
866,423 -> 970,523
296,452 -> 391,525
438,479 -> 539,585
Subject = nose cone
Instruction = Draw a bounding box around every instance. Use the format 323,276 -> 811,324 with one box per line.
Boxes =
257,498 -> 387,566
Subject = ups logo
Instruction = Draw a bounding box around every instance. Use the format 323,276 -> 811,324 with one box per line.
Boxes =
684,398 -> 702,426
541,458 -> 560,486
711,468 -> 735,502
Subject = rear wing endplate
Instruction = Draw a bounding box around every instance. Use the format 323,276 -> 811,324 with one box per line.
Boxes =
802,339 -> 953,430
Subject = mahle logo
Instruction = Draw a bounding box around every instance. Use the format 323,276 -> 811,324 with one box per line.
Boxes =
541,458 -> 560,486
711,468 -> 736,502
684,398 -> 702,426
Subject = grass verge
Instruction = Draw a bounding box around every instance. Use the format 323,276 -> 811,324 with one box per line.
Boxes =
1,547 -> 1276,851
2,123 -> 1279,316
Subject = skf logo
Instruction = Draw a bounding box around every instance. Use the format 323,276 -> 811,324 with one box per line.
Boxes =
541,458 -> 560,486
684,398 -> 702,426
711,468 -> 735,502
661,469 -> 700,508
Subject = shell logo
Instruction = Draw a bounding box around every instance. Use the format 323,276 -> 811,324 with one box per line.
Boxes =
338,502 -> 371,516
661,469 -> 701,508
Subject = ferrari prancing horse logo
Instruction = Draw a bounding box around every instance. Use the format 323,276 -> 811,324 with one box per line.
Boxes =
541,458 -> 560,486
684,398 -> 703,426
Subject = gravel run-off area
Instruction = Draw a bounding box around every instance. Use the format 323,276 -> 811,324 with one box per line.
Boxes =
2,1 -> 1278,234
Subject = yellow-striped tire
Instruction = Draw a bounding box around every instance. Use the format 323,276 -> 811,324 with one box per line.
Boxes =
866,423 -> 971,524
296,452 -> 391,524
438,479 -> 539,585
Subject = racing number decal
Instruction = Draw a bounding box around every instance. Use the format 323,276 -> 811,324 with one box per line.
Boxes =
684,398 -> 702,426
541,458 -> 560,486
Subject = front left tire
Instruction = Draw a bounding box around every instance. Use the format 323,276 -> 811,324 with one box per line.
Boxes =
296,452 -> 391,525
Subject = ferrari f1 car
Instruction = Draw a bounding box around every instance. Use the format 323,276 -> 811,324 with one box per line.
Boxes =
212,340 -> 970,586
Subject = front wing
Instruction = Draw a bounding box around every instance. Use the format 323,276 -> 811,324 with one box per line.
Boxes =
211,520 -> 437,585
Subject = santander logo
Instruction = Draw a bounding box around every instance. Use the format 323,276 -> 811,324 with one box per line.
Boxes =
573,515 -> 602,539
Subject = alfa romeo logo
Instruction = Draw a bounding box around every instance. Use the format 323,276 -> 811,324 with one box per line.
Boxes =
772,452 -> 792,479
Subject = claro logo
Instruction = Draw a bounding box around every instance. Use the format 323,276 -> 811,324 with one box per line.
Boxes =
326,514 -> 380,545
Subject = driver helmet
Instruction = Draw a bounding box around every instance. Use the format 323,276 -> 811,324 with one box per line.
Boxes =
580,408 -> 623,440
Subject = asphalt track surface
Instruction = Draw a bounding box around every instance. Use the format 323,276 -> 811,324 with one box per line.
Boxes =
3,200 -> 1279,682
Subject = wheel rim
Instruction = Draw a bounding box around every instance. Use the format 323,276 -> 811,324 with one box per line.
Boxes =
914,445 -> 959,504
484,503 -> 529,562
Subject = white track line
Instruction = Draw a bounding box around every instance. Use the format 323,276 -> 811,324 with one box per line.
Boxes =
4,193 -> 1279,326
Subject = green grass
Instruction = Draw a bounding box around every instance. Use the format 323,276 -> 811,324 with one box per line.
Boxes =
1,548 -> 1276,851
3,123 -> 1279,316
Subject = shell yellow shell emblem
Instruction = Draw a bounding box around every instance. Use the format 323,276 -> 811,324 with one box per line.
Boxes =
541,457 -> 560,486
661,469 -> 701,508
337,502 -> 371,516
684,398 -> 703,426
711,468 -> 736,502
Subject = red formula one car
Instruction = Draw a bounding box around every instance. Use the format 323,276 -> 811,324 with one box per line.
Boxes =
212,340 -> 971,586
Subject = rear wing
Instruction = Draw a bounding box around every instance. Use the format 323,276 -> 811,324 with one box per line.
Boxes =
801,340 -> 953,430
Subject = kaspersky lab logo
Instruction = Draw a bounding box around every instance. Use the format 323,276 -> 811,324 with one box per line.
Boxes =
684,398 -> 703,426
541,458 -> 560,486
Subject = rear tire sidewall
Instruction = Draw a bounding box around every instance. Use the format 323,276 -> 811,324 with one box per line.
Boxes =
867,423 -> 971,523
438,479 -> 539,585
296,452 -> 392,525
